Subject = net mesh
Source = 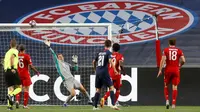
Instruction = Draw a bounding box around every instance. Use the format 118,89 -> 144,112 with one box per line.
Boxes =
0,25 -> 110,105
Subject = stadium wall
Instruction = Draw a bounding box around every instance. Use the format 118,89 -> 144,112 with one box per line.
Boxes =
1,66 -> 200,106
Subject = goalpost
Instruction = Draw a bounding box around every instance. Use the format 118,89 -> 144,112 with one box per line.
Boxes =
0,23 -> 113,105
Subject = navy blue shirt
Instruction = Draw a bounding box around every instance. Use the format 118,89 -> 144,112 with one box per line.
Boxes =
95,49 -> 112,71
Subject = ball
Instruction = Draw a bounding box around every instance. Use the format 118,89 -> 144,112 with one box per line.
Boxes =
29,20 -> 36,27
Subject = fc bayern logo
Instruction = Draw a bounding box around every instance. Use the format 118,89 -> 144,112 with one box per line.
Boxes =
16,0 -> 196,45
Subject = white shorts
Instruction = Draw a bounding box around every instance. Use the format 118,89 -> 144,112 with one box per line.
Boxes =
63,78 -> 81,93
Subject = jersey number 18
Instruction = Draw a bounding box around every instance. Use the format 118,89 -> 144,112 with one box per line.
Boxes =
169,50 -> 177,61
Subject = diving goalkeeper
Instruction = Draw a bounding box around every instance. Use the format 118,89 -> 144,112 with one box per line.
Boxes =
44,40 -> 93,106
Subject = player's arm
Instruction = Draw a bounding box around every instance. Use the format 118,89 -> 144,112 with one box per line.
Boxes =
180,56 -> 186,67
44,40 -> 64,80
44,40 -> 58,61
179,50 -> 185,68
157,55 -> 166,78
10,51 -> 17,73
29,64 -> 39,75
27,55 -> 40,76
10,54 -> 15,68
92,54 -> 98,73
119,60 -> 125,75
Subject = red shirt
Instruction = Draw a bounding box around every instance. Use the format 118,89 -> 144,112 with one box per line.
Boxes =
18,53 -> 32,78
109,52 -> 124,79
163,46 -> 184,72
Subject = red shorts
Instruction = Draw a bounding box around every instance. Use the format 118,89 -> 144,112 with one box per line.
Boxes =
164,70 -> 180,85
112,77 -> 122,89
19,74 -> 32,87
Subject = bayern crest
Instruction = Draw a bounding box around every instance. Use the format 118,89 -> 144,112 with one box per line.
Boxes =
16,0 -> 196,45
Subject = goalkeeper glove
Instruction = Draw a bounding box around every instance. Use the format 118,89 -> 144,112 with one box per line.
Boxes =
72,55 -> 78,64
44,40 -> 51,47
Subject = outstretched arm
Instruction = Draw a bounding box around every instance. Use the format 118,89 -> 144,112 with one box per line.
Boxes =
44,40 -> 64,80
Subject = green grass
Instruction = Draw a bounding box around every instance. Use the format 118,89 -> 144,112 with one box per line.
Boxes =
1,106 -> 200,112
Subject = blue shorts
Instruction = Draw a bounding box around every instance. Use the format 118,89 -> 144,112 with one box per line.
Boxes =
95,69 -> 113,88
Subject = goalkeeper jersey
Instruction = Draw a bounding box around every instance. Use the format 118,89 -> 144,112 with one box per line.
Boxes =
49,48 -> 73,80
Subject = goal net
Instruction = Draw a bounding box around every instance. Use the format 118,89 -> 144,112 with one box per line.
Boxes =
0,23 -> 112,105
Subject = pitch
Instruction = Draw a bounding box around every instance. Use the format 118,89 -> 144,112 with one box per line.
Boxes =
0,106 -> 200,112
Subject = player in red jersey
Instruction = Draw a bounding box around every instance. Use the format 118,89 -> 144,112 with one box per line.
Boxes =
100,43 -> 125,108
157,39 -> 185,109
15,44 -> 40,109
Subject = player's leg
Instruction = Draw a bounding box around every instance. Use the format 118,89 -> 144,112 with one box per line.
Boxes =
172,72 -> 180,109
172,84 -> 178,109
114,78 -> 121,104
4,70 -> 16,109
23,86 -> 30,109
9,71 -> 22,96
15,80 -> 23,109
93,75 -> 102,109
64,88 -> 76,106
63,80 -> 76,106
105,75 -> 119,110
164,72 -> 170,109
103,91 -> 110,101
15,91 -> 21,107
22,77 -> 32,109
78,83 -> 93,104
100,79 -> 116,108
7,86 -> 14,109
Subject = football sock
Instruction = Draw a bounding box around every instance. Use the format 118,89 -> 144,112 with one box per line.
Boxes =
16,92 -> 21,102
164,87 -> 169,100
10,88 -> 22,96
114,91 -> 120,104
110,91 -> 115,106
7,90 -> 12,107
65,95 -> 73,104
103,91 -> 110,101
24,92 -> 29,106
85,91 -> 92,102
94,92 -> 100,108
172,90 -> 177,105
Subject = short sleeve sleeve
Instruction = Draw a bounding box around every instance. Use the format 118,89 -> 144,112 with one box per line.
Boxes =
27,55 -> 32,65
119,54 -> 124,62
179,49 -> 184,56
12,49 -> 18,57
162,49 -> 167,56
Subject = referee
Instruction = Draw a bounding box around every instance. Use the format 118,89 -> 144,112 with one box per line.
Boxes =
4,39 -> 22,110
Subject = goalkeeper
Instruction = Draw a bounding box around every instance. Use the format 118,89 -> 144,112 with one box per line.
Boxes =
44,40 -> 93,106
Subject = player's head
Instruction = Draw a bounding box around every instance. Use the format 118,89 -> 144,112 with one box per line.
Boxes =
104,40 -> 112,48
57,53 -> 64,61
168,38 -> 176,46
19,44 -> 26,52
10,38 -> 17,48
112,43 -> 120,52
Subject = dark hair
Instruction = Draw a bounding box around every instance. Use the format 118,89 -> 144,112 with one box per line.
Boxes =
112,43 -> 120,52
18,44 -> 26,52
104,40 -> 112,48
10,38 -> 17,48
169,38 -> 176,45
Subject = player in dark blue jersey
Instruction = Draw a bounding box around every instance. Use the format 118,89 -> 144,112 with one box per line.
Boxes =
92,40 -> 119,110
